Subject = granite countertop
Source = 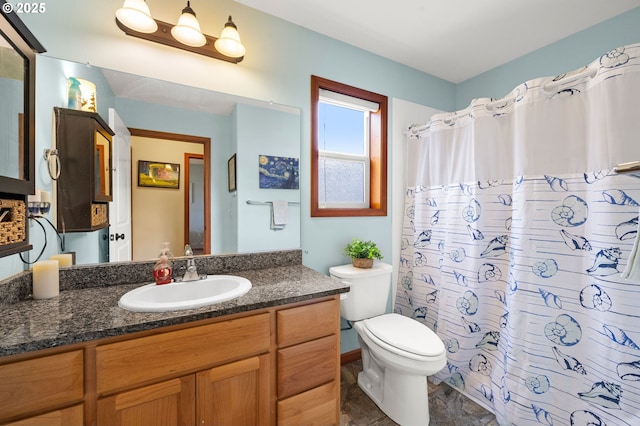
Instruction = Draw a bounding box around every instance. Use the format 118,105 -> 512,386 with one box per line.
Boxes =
0,264 -> 349,357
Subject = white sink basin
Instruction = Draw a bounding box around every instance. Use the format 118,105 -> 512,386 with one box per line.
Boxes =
118,275 -> 252,312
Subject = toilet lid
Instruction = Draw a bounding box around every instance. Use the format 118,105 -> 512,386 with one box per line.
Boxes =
362,313 -> 445,357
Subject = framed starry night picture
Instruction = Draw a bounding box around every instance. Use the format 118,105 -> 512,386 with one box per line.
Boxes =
258,155 -> 299,189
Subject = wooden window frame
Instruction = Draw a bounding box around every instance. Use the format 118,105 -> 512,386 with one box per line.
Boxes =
310,75 -> 388,217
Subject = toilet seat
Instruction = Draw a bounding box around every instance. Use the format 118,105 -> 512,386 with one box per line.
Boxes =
361,313 -> 445,361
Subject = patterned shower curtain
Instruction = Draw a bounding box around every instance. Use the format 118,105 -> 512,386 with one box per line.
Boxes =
396,43 -> 640,425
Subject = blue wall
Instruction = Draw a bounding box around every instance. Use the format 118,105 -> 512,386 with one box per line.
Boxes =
234,104 -> 301,252
456,7 -> 640,108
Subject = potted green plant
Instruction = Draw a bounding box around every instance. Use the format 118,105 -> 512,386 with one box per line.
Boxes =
344,239 -> 383,268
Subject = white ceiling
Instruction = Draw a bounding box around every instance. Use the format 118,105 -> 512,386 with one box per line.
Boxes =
234,0 -> 640,83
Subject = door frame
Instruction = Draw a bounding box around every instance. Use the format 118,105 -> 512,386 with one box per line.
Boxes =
129,128 -> 211,255
184,152 -> 206,254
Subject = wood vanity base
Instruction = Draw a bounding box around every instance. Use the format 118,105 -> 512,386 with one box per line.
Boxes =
0,296 -> 341,426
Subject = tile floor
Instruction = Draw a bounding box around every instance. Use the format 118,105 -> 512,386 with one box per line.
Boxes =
340,360 -> 499,426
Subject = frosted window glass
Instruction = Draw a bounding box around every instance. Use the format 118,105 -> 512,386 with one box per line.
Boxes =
318,158 -> 365,204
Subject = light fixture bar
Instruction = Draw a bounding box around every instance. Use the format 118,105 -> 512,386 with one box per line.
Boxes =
115,18 -> 243,63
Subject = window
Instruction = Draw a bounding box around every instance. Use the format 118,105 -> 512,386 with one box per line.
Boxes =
311,76 -> 388,217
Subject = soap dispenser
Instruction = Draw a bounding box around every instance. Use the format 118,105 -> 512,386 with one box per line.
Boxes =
153,243 -> 173,285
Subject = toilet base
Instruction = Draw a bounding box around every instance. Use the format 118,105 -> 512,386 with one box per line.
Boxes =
357,357 -> 430,426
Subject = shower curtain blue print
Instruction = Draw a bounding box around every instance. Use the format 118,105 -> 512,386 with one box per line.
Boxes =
396,43 -> 640,425
397,175 -> 640,425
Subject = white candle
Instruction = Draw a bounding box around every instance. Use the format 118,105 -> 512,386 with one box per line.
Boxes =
50,253 -> 73,267
39,190 -> 51,203
32,260 -> 59,299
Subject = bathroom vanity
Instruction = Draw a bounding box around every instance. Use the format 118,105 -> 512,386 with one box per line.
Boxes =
0,250 -> 348,425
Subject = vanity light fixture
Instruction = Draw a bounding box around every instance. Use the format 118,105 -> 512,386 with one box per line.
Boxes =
115,0 -> 245,63
115,0 -> 157,33
170,1 -> 206,47
214,16 -> 246,58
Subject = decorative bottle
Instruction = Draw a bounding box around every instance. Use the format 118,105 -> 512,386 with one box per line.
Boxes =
67,77 -> 82,110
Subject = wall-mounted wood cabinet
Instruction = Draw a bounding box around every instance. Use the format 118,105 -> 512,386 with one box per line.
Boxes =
54,107 -> 114,232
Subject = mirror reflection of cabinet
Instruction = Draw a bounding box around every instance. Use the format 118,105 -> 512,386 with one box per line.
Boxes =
94,129 -> 112,201
55,107 -> 114,232
0,1 -> 45,258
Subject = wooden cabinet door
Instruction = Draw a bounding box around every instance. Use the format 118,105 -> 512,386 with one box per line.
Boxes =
197,354 -> 270,426
97,376 -> 195,426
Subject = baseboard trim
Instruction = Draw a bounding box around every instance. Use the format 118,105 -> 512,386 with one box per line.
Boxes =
341,349 -> 361,365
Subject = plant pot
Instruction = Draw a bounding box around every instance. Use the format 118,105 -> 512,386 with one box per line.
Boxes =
352,258 -> 374,269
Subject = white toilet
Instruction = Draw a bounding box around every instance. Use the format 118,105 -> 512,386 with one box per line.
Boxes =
330,262 -> 446,426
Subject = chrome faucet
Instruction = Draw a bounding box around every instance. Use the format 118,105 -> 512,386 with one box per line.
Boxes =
182,244 -> 200,282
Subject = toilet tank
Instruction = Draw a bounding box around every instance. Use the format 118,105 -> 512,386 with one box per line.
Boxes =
329,262 -> 393,321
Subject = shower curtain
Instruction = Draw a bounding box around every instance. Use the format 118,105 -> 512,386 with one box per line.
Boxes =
396,43 -> 640,425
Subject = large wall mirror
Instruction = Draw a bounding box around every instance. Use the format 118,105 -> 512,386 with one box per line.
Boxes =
0,2 -> 44,258
32,56 -> 301,267
0,4 -> 45,192
0,28 -> 28,182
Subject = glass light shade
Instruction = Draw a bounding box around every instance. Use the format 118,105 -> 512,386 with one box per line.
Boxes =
115,0 -> 157,33
171,8 -> 206,47
214,16 -> 246,58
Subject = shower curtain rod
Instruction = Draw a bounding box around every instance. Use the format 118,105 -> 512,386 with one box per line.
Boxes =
408,67 -> 600,135
542,67 -> 597,92
486,68 -> 598,110
408,123 -> 429,135
485,95 -> 518,110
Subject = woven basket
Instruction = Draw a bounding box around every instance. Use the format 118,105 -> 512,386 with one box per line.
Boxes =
352,258 -> 374,269
0,199 -> 26,246
91,203 -> 108,227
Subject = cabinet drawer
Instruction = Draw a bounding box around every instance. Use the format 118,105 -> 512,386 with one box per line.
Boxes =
5,404 -> 83,426
277,335 -> 337,399
277,299 -> 338,347
277,381 -> 338,426
0,351 -> 84,422
97,313 -> 270,394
